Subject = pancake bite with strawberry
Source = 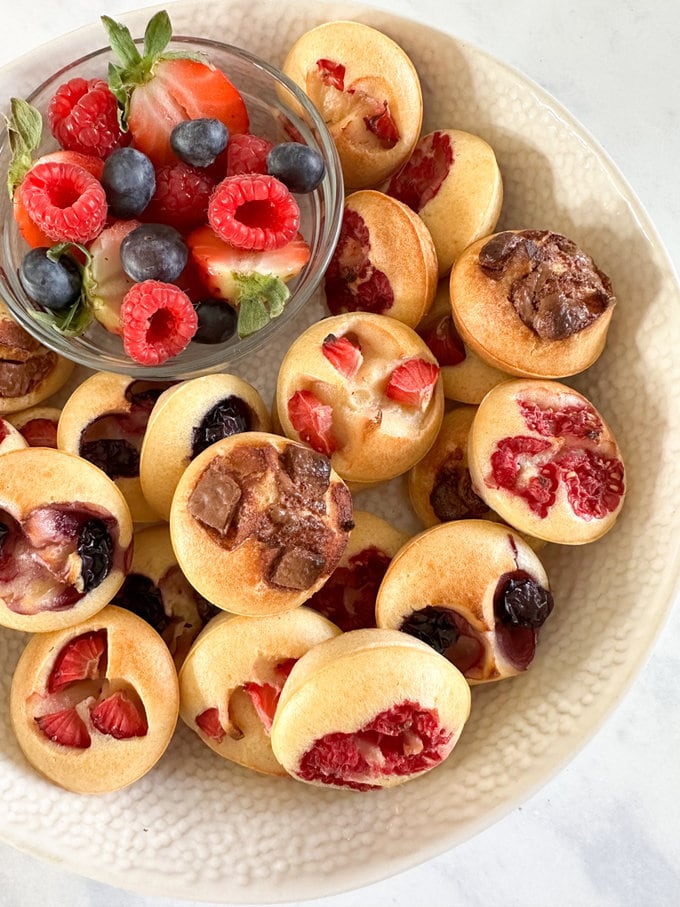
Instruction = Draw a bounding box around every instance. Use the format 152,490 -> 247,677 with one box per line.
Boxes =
467,379 -> 626,544
0,419 -> 28,455
376,521 -> 554,683
282,20 -> 422,189
10,606 -> 179,793
276,312 -> 444,485
7,406 -> 60,448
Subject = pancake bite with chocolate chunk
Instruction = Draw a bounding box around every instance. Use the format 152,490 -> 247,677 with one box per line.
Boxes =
450,230 -> 616,378
170,432 -> 353,615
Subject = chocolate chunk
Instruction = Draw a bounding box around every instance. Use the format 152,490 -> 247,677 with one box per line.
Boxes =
0,353 -> 56,398
478,231 -> 527,277
189,461 -> 241,534
281,445 -> 331,493
269,546 -> 326,590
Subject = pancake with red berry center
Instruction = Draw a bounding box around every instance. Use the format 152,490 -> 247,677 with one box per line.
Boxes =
0,417 -> 29,454
7,405 -> 61,447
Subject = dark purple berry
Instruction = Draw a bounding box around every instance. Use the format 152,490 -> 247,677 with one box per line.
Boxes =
193,299 -> 237,344
112,573 -> 170,634
266,142 -> 325,193
101,147 -> 156,218
19,247 -> 82,311
120,223 -> 188,283
77,519 -> 113,592
170,118 -> 229,168
80,439 -> 140,480
191,396 -> 252,459
495,571 -> 554,629
399,606 -> 459,655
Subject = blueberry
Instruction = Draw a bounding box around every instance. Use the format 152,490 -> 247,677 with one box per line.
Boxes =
101,147 -> 156,218
191,395 -> 252,458
170,118 -> 229,168
193,299 -> 237,344
266,142 -> 326,193
120,223 -> 188,283
77,519 -> 113,593
495,572 -> 554,629
19,247 -> 82,311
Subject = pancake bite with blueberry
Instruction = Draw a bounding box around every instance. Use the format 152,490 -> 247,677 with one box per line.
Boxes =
387,129 -> 503,276
270,628 -> 471,790
282,20 -> 422,189
10,605 -> 179,794
376,520 -> 554,683
449,230 -> 616,378
170,432 -> 353,615
276,312 -> 444,485
139,374 -> 271,521
467,379 -> 626,544
0,448 -> 132,633
179,608 -> 341,776
58,371 -> 174,523
7,406 -> 61,448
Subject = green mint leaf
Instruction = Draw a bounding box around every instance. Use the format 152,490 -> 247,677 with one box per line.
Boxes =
5,98 -> 42,197
143,10 -> 172,59
101,15 -> 142,68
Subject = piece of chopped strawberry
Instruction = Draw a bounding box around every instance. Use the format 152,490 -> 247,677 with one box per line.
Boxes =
83,219 -> 140,335
385,358 -> 440,409
322,333 -> 363,378
90,689 -> 148,739
35,707 -> 91,749
47,629 -> 108,693
196,707 -> 225,743
243,659 -> 297,733
287,390 -> 337,456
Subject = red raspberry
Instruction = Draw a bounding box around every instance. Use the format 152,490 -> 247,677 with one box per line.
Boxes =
225,133 -> 273,176
121,281 -> 198,365
48,77 -> 127,159
19,160 -> 107,243
208,174 -> 300,251
144,162 -> 215,232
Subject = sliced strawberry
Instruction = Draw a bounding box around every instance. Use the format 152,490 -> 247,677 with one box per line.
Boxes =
243,659 -> 297,733
287,390 -> 337,456
90,689 -> 148,739
35,707 -> 91,749
195,707 -> 225,743
47,629 -> 107,693
83,219 -> 140,335
385,358 -> 440,409
321,333 -> 363,378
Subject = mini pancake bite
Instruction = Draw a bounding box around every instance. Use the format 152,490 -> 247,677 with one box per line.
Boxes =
282,20 -> 422,189
324,190 -> 437,327
0,301 -> 74,415
0,447 -> 132,633
179,608 -> 341,776
0,417 -> 29,454
10,605 -> 179,794
276,312 -> 444,485
7,405 -> 61,447
139,373 -> 271,521
467,379 -> 626,544
57,371 -> 174,523
306,510 -> 408,631
386,129 -> 503,276
170,432 -> 353,615
449,230 -> 616,378
270,628 -> 471,790
111,524 -> 219,668
375,520 -> 554,683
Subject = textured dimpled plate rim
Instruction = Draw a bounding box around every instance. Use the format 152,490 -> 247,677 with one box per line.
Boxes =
1,0 -> 679,902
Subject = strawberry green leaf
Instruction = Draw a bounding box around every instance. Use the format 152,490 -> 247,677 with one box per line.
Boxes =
31,243 -> 93,336
6,98 -> 42,197
143,10 -> 172,59
101,15 -> 142,69
235,273 -> 290,338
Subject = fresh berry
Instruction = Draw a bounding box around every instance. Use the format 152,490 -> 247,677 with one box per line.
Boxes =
225,132 -> 273,176
266,142 -> 325,193
385,358 -> 440,409
121,280 -> 198,365
418,313 -> 466,366
324,208 -> 394,315
193,300 -> 238,344
287,390 -> 336,456
144,161 -> 215,232
35,707 -> 91,749
387,131 -> 454,212
47,629 -> 107,693
170,118 -> 229,167
90,689 -> 148,739
208,174 -> 300,251
83,219 -> 139,334
321,333 -> 363,378
120,223 -> 188,283
101,147 -> 156,218
195,707 -> 225,743
47,77 -> 127,159
19,247 -> 82,311
18,160 -> 107,243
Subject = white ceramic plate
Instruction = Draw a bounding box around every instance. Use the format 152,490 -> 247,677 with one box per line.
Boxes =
1,0 -> 679,902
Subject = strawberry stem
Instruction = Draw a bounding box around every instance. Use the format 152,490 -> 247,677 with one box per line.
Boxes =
235,273 -> 290,338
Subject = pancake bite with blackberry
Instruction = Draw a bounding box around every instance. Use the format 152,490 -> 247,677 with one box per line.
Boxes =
376,520 -> 554,683
0,448 -> 132,633
276,312 -> 444,485
179,608 -> 341,776
10,605 -> 179,794
140,374 -> 271,521
449,230 -> 616,378
387,129 -> 503,276
57,371 -> 174,523
282,20 -> 422,189
170,432 -> 353,615
7,406 -> 61,448
467,379 -> 626,544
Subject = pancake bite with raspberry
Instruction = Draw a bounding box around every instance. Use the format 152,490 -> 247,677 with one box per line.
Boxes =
449,230 -> 616,378
376,520 -> 554,683
467,379 -> 625,544
170,432 -> 353,615
324,190 -> 438,328
387,129 -> 503,276
276,312 -> 444,485
179,608 -> 341,776
282,20 -> 422,189
10,605 -> 179,794
139,374 -> 271,521
270,628 -> 471,790
7,406 -> 61,448
0,448 -> 132,633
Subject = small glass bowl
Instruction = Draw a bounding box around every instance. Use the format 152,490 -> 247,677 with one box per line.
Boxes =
0,38 -> 343,379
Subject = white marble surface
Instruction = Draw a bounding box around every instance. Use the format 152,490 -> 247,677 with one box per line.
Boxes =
0,0 -> 679,905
